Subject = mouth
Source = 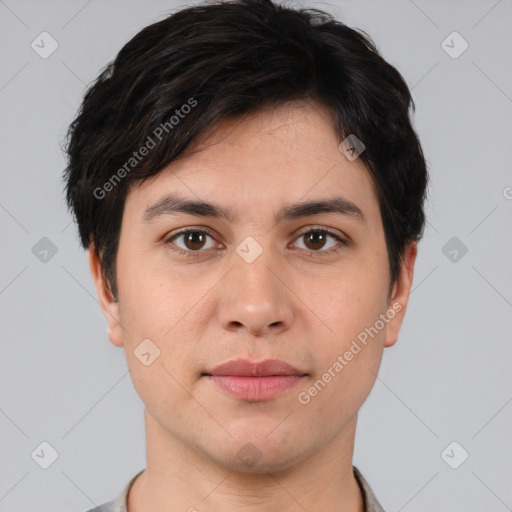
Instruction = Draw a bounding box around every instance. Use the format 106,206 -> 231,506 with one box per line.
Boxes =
202,358 -> 307,401
203,358 -> 306,377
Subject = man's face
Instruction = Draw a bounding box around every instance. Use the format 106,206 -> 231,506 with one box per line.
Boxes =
91,100 -> 416,472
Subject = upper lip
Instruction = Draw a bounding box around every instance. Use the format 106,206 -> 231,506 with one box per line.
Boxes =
203,358 -> 306,377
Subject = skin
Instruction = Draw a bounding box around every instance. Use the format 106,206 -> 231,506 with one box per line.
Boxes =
89,99 -> 417,512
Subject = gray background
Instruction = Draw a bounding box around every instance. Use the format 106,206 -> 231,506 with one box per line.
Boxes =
1,0 -> 511,511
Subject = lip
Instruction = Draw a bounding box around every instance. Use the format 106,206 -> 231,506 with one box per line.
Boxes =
204,358 -> 306,377
202,358 -> 307,402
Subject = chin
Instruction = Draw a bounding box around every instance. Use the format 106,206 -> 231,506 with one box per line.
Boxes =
207,433 -> 307,474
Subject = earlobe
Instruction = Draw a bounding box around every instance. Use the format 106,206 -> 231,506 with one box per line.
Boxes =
88,246 -> 123,347
383,241 -> 418,348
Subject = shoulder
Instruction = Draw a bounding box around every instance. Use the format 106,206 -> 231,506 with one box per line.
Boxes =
353,466 -> 386,512
81,469 -> 145,512
83,500 -> 117,512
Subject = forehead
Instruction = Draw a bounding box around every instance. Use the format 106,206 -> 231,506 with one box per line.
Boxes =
124,101 -> 380,227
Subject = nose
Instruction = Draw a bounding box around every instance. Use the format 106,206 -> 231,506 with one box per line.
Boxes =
217,246 -> 294,337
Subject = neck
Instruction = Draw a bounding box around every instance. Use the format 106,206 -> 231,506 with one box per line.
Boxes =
128,411 -> 364,512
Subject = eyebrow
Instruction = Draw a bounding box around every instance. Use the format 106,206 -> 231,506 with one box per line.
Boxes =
142,193 -> 366,225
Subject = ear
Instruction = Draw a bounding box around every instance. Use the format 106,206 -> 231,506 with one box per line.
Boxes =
88,245 -> 123,348
383,241 -> 418,348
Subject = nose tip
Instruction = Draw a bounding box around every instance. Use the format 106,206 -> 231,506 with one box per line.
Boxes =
219,259 -> 293,337
237,322 -> 283,337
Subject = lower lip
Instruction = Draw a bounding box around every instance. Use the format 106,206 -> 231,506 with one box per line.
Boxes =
204,375 -> 305,401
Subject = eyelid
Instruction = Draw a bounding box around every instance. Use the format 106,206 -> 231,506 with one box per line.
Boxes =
164,226 -> 220,246
293,225 -> 347,240
163,225 -> 349,257
164,226 -> 350,243
290,226 -> 349,253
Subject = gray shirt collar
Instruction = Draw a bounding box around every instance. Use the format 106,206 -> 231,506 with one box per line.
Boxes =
90,465 -> 385,512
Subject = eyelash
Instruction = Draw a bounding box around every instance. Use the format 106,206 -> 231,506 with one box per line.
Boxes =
163,227 -> 348,259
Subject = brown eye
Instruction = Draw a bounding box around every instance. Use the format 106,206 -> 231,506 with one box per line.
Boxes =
182,231 -> 208,250
304,231 -> 328,250
292,228 -> 346,253
166,228 -> 217,254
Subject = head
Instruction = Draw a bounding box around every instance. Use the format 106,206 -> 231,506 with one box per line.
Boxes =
63,0 -> 428,472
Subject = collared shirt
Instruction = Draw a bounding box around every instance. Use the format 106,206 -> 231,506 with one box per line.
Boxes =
84,465 -> 385,512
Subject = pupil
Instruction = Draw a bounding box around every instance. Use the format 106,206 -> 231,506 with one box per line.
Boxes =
183,231 -> 327,252
186,232 -> 205,250
307,231 -> 325,250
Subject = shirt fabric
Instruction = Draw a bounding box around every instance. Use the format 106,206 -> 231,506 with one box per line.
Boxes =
84,465 -> 385,512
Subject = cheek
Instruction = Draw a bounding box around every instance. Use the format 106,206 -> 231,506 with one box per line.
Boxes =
305,276 -> 388,404
320,272 -> 389,343
302,328 -> 384,420
120,312 -> 199,418
117,256 -> 178,334
115,263 -> 198,388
